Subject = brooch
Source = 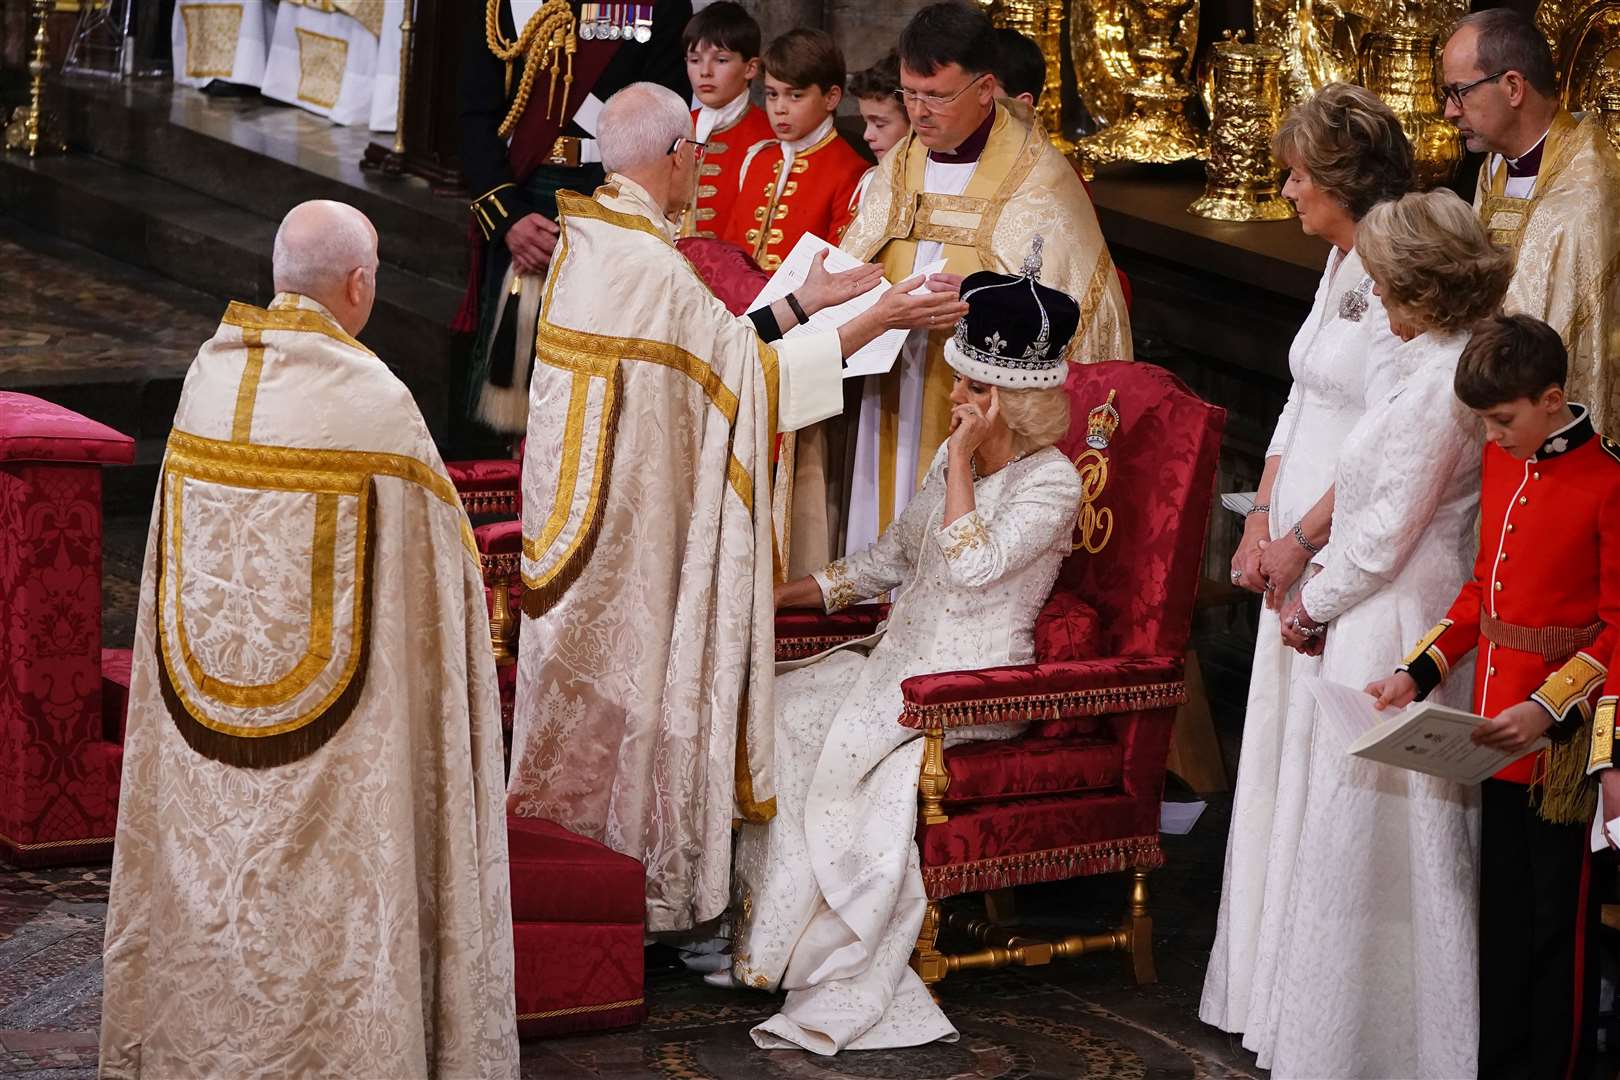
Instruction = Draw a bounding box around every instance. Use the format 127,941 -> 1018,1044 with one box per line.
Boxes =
1338,277 -> 1372,322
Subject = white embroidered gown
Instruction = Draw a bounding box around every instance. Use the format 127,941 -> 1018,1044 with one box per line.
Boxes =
1201,247 -> 1406,1038
732,443 -> 1082,1054
1259,329 -> 1483,1077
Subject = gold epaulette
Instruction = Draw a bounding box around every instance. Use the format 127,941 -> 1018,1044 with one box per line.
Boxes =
470,183 -> 518,241
1531,650 -> 1607,725
1591,697 -> 1616,773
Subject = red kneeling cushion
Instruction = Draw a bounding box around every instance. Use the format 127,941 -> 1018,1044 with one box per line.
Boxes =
1034,592 -> 1103,663
676,237 -> 769,316
0,392 -> 135,465
507,815 -> 645,925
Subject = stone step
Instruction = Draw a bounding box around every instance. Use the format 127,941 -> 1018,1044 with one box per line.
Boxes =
56,79 -> 469,290
0,150 -> 460,440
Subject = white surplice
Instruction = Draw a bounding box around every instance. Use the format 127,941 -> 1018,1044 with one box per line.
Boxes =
1201,247 -> 1407,1038
844,156 -> 976,557
731,443 -> 1082,1054
1257,330 -> 1483,1077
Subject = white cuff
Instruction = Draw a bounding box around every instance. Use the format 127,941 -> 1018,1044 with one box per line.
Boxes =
775,332 -> 844,432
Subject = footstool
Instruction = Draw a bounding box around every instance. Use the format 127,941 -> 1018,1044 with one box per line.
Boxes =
508,814 -> 647,1038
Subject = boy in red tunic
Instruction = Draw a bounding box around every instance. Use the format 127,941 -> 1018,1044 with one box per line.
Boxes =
1368,314 -> 1620,1079
679,2 -> 773,240
720,28 -> 868,270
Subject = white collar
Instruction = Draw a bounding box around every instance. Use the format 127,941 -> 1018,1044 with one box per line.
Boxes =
602,174 -> 678,239
781,115 -> 835,155
695,89 -> 751,142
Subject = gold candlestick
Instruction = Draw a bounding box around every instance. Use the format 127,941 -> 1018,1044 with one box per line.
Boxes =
1189,32 -> 1294,221
5,0 -> 67,157
1359,26 -> 1461,189
1074,0 -> 1205,168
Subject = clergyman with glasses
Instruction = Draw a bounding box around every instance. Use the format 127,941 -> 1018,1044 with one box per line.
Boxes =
805,1 -> 1131,576
1443,7 -> 1620,429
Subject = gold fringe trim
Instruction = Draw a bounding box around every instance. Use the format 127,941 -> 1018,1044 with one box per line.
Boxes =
921,835 -> 1164,897
521,367 -> 622,619
1529,709 -> 1600,826
458,489 -> 519,516
517,996 -> 644,1021
159,482 -> 376,769
900,680 -> 1186,733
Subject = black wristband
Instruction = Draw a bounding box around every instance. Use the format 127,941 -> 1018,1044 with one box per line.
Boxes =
785,292 -> 809,325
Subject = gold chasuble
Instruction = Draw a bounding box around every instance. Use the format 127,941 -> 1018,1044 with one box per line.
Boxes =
1476,110 -> 1620,429
99,295 -> 519,1080
831,99 -> 1131,556
507,176 -> 842,932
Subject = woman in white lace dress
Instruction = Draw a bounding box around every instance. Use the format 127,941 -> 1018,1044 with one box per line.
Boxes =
1201,84 -> 1414,1040
726,258 -> 1083,1055
1255,192 -> 1512,1077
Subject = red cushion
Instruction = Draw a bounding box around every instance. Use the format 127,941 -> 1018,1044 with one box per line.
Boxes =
943,734 -> 1122,805
102,647 -> 133,743
474,518 -> 523,555
0,392 -> 135,465
1034,592 -> 1103,663
445,458 -> 521,492
507,814 -> 645,925
513,921 -> 645,1038
919,792 -> 1164,899
676,237 -> 769,316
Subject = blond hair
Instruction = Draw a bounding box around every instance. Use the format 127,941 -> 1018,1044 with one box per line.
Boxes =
1356,190 -> 1512,333
999,385 -> 1071,454
1272,83 -> 1413,220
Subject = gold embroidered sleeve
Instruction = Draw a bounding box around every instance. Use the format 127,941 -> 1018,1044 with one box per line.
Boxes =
1531,650 -> 1608,730
813,559 -> 860,613
470,182 -> 529,243
1397,619 -> 1453,697
937,513 -> 990,562
1590,697 -> 1616,774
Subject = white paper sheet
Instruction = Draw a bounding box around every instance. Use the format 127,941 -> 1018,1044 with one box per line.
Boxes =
748,232 -> 946,378
1159,799 -> 1207,835
1306,678 -> 1546,785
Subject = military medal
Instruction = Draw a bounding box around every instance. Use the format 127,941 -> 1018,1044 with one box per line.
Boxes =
634,3 -> 652,42
579,2 -> 595,40
596,4 -> 611,39
606,3 -> 621,39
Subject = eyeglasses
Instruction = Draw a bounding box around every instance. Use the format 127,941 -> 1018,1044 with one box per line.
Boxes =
667,136 -> 710,159
1440,70 -> 1507,109
894,72 -> 989,111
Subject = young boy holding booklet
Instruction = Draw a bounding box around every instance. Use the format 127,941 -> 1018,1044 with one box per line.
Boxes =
1367,313 -> 1620,1079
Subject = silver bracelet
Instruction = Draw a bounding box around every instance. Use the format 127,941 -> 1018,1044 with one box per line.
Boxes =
1292,521 -> 1321,555
1245,502 -> 1271,516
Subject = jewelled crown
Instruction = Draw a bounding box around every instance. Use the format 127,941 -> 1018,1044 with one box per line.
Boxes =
944,237 -> 1082,389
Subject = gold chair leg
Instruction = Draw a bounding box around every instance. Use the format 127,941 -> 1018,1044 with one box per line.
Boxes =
911,900 -> 948,986
1125,866 -> 1156,984
489,574 -> 516,666
918,728 -> 950,825
984,887 -> 1016,925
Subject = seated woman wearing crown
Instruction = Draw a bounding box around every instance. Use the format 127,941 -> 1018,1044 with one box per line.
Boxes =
724,259 -> 1084,1055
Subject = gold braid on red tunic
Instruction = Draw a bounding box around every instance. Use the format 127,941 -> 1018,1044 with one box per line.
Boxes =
484,0 -> 577,137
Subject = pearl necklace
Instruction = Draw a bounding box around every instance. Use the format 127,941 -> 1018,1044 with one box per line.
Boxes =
970,448 -> 1026,481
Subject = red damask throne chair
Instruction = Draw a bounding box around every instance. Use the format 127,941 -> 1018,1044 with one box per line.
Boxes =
0,393 -> 135,867
776,360 -> 1224,985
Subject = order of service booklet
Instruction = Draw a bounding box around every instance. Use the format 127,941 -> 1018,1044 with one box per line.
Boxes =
1306,678 -> 1547,785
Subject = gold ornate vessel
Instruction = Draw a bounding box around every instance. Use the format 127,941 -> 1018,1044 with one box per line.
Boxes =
1069,0 -> 1199,130
1599,74 -> 1620,154
1359,26 -> 1462,188
1538,0 -> 1620,115
1073,0 -> 1206,167
1189,33 -> 1295,221
1253,0 -> 1466,107
986,0 -> 1077,152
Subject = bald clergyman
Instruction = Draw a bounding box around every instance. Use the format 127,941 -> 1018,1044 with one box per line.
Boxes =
99,201 -> 519,1079
506,82 -> 966,934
